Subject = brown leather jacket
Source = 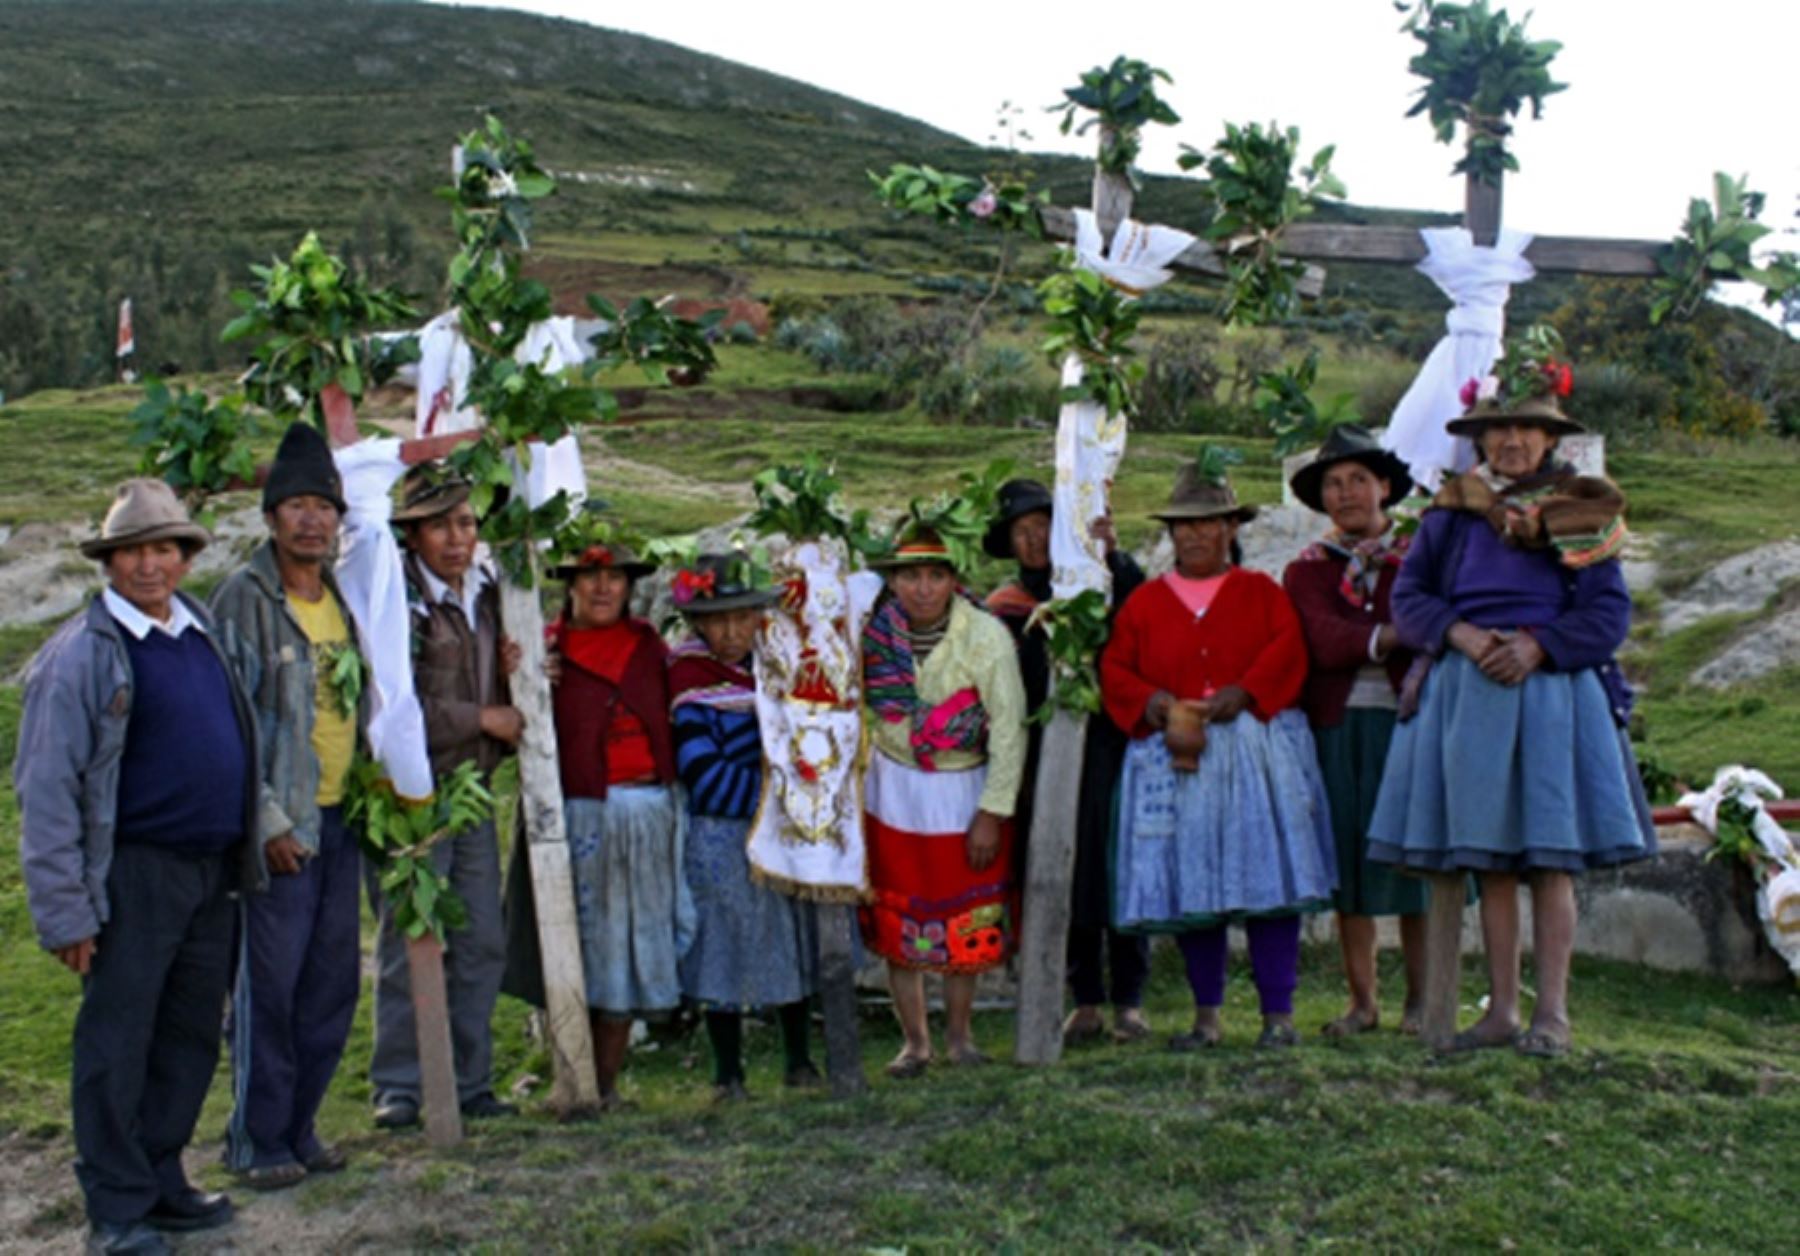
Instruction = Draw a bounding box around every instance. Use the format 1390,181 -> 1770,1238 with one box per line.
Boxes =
405,552 -> 511,779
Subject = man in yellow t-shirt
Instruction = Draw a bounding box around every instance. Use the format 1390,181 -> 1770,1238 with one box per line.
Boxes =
210,422 -> 366,1191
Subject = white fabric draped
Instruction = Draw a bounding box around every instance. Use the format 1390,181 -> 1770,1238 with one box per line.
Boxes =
1049,211 -> 1196,600
745,544 -> 882,901
1678,766 -> 1800,979
1380,227 -> 1536,492
413,311 -> 589,509
332,439 -> 434,800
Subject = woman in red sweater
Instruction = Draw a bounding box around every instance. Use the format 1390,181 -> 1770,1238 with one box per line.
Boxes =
1101,460 -> 1336,1051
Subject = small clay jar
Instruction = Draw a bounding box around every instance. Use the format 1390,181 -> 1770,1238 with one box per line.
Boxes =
1163,699 -> 1209,772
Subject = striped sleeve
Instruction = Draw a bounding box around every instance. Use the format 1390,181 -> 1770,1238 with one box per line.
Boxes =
672,704 -> 763,819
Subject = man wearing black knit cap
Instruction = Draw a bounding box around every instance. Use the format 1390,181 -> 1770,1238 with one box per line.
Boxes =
211,422 -> 368,1191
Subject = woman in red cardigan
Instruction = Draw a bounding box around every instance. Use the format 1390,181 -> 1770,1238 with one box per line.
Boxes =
1283,425 -> 1428,1038
1101,460 -> 1336,1051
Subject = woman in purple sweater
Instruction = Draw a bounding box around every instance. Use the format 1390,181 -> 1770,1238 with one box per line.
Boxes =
1368,340 -> 1655,1058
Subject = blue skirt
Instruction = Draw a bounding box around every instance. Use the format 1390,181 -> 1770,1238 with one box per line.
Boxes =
679,813 -> 820,1009
1367,652 -> 1657,873
1113,709 -> 1337,931
567,787 -> 695,1017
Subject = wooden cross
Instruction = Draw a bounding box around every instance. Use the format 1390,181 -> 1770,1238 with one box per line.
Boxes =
1016,139 -> 1682,1062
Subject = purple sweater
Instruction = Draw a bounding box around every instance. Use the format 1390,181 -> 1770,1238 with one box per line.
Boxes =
1393,508 -> 1634,720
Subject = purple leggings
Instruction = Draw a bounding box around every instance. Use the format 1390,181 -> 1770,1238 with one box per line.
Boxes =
1176,916 -> 1303,1014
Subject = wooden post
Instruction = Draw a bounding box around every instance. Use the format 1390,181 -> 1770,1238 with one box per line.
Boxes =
501,576 -> 601,1114
816,905 -> 867,1097
1419,873 -> 1467,1052
405,935 -> 465,1146
1013,138 -> 1138,1067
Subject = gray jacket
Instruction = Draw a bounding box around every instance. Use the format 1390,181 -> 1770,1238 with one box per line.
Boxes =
15,592 -> 265,951
210,540 -> 369,853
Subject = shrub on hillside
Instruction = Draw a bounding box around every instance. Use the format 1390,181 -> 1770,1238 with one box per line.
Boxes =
1355,363 -> 1419,430
917,344 -> 1057,426
1568,362 -> 1672,444
1138,328 -> 1224,431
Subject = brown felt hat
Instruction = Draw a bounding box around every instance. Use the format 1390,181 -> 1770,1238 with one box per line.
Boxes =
1446,396 -> 1585,438
80,479 -> 211,560
1151,463 -> 1257,524
1287,424 -> 1414,514
392,464 -> 473,523
867,522 -> 960,573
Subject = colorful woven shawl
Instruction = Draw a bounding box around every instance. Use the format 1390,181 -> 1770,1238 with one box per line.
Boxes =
1297,527 -> 1412,608
1432,460 -> 1627,569
668,637 -> 756,713
863,598 -> 989,770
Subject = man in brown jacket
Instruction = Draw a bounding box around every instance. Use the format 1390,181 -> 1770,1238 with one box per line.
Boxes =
369,465 -> 522,1129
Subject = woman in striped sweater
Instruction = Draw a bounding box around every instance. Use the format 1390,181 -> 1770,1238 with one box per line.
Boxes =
669,554 -> 821,1101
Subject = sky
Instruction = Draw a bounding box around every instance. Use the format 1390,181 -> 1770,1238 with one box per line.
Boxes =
435,0 -> 1798,252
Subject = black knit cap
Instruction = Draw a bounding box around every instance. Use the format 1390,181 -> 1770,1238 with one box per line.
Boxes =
263,422 -> 348,515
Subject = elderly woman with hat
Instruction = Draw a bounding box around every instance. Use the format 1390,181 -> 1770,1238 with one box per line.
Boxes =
1368,332 -> 1654,1058
1283,425 -> 1429,1037
1100,456 -> 1335,1050
531,532 -> 687,1107
668,553 -> 821,1102
368,464 -> 522,1130
861,521 -> 1027,1076
983,478 -> 1152,1045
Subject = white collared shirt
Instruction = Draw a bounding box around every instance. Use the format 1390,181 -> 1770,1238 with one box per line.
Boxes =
417,561 -> 492,626
103,586 -> 205,640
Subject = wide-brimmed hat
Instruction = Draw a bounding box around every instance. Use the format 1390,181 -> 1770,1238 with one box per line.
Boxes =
1287,423 -> 1414,514
548,540 -> 655,582
982,478 -> 1054,560
81,478 -> 211,560
672,553 -> 778,615
1151,462 -> 1258,524
263,422 -> 348,515
1445,395 -> 1586,438
868,522 -> 960,572
392,464 -> 473,523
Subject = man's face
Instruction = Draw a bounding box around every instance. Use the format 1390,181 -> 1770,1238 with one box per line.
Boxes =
406,503 -> 479,585
267,494 -> 340,565
105,539 -> 191,622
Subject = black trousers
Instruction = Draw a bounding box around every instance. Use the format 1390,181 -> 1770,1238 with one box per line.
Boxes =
72,842 -> 234,1225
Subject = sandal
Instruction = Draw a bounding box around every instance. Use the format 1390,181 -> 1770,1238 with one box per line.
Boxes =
1445,1025 -> 1520,1054
1256,1023 -> 1300,1051
1320,1010 -> 1379,1039
1061,1013 -> 1107,1047
301,1145 -> 347,1175
883,1053 -> 931,1080
1168,1029 -> 1222,1053
1111,1012 -> 1153,1044
239,1162 -> 307,1192
947,1046 -> 990,1068
1514,1028 -> 1570,1059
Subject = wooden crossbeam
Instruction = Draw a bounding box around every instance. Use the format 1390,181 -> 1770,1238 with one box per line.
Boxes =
1041,206 -> 1678,282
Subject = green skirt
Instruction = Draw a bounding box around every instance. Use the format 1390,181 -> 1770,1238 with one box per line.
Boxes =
1316,709 -> 1429,918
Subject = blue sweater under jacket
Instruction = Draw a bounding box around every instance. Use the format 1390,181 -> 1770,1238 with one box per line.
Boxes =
673,704 -> 763,820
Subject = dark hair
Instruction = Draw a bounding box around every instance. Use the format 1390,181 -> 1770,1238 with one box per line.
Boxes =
1230,537 -> 1244,567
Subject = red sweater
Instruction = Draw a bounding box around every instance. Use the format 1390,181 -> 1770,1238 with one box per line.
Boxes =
553,619 -> 675,799
1101,568 -> 1308,739
1281,556 -> 1414,729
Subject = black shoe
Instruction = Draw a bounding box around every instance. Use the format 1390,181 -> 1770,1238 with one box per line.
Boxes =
145,1188 -> 235,1233
460,1093 -> 519,1120
373,1097 -> 421,1130
86,1220 -> 169,1255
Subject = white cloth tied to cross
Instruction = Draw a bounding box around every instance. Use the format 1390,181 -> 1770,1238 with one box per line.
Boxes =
332,439 -> 434,800
1381,226 -> 1536,493
1049,210 -> 1196,600
414,310 -> 589,508
1678,765 -> 1800,979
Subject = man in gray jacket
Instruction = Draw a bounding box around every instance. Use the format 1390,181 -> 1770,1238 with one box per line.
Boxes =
16,479 -> 262,1255
211,423 -> 368,1191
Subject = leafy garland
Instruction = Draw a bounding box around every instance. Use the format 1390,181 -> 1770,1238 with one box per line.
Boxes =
221,229 -> 419,429
1397,0 -> 1566,186
1651,173 -> 1800,325
348,758 -> 495,944
1179,122 -> 1344,326
317,639 -> 367,721
1461,322 -> 1572,409
747,456 -> 879,551
1025,588 -> 1110,724
1051,56 -> 1180,184
586,295 -> 722,386
127,381 -> 258,521
1039,262 -> 1145,420
869,164 -> 1047,236
885,458 -> 1015,574
1254,351 -> 1361,457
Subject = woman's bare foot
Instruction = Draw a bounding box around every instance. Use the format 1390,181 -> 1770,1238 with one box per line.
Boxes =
1398,1004 -> 1424,1036
1446,1011 -> 1521,1052
1321,1005 -> 1380,1038
1112,1006 -> 1152,1043
1062,1006 -> 1107,1045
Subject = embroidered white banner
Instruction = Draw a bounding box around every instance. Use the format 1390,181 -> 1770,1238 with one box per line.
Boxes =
1679,766 -> 1800,978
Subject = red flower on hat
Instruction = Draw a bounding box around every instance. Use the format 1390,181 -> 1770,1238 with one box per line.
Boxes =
1459,376 -> 1480,408
1555,363 -> 1573,397
671,568 -> 715,606
577,544 -> 613,569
